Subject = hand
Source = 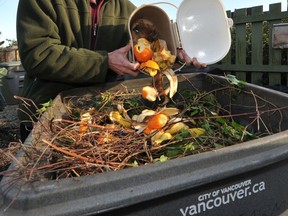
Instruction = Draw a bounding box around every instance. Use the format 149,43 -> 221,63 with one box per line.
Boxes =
108,43 -> 140,77
177,48 -> 207,68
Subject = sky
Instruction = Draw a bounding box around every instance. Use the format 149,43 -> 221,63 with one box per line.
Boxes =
0,0 -> 287,46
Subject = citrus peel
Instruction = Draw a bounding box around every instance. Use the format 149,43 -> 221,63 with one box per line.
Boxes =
109,111 -> 131,128
134,38 -> 154,62
142,86 -> 158,102
139,60 -> 160,77
79,112 -> 92,136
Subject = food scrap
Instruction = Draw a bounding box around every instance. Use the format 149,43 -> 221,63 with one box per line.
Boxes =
133,38 -> 154,62
10,83 -> 264,181
107,104 -> 203,146
132,19 -> 177,103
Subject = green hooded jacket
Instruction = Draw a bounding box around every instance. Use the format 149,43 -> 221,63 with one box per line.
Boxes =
16,0 -> 136,126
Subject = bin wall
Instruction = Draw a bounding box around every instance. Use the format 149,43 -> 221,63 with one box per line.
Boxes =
0,62 -> 24,105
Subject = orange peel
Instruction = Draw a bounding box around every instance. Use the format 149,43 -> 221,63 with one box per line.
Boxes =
146,114 -> 169,130
142,86 -> 158,102
134,38 -> 154,62
139,60 -> 160,70
139,60 -> 160,77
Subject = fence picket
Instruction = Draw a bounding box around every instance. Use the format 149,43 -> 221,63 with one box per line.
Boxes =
251,6 -> 264,85
235,8 -> 247,81
214,1 -> 288,90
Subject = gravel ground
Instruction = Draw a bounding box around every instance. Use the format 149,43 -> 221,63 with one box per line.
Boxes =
0,105 -> 21,172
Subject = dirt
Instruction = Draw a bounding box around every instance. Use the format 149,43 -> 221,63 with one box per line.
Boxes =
0,105 -> 21,173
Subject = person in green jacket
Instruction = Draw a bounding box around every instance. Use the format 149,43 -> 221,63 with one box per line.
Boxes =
17,0 -> 205,142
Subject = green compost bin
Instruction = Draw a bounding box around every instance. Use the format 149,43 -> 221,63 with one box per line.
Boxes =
1,73 -> 288,216
0,61 -> 24,105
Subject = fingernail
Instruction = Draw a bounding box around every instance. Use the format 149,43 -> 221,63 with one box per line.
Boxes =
178,52 -> 183,60
184,56 -> 191,65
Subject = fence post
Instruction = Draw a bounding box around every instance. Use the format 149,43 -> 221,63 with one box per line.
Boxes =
268,3 -> 283,86
251,6 -> 264,85
234,8 -> 247,81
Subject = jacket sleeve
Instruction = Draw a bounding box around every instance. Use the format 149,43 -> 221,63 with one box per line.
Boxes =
16,0 -> 109,84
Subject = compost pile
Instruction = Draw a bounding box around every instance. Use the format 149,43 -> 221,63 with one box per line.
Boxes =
1,19 -> 284,182
3,74 -> 283,183
0,105 -> 21,175
51,88 -> 253,176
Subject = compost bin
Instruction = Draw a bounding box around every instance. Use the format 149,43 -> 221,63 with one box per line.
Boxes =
0,61 -> 24,105
1,73 -> 288,216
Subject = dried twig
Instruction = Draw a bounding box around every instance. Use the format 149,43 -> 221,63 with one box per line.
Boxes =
2,79 -> 286,183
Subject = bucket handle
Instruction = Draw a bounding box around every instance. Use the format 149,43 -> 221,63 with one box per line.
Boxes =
144,2 -> 189,73
149,2 -> 178,9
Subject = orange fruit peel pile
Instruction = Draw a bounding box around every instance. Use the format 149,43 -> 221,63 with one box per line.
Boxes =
133,37 -> 178,103
108,105 -> 206,146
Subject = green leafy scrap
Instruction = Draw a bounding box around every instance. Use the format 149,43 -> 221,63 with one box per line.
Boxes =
36,99 -> 53,114
0,67 -> 8,86
226,74 -> 247,87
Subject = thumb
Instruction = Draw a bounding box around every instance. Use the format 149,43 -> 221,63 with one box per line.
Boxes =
122,43 -> 132,53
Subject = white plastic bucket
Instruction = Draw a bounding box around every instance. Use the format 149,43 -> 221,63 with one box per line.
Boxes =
128,0 -> 233,65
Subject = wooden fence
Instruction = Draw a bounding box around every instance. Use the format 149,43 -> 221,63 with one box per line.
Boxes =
0,46 -> 20,63
214,2 -> 288,89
